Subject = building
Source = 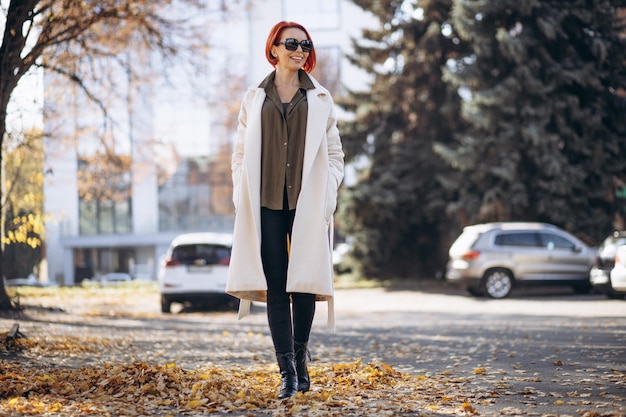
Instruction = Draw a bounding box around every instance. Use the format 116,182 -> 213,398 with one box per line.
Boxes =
43,0 -> 375,285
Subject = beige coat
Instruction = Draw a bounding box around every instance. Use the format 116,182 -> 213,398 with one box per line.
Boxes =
226,74 -> 344,329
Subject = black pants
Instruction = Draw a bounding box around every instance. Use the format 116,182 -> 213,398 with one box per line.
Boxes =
261,204 -> 316,355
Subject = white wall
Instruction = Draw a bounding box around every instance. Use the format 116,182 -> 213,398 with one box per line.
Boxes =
43,135 -> 79,285
210,0 -> 375,97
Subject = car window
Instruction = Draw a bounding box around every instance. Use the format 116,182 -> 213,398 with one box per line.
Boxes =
171,244 -> 231,265
538,233 -> 575,250
450,229 -> 481,252
494,232 -> 539,247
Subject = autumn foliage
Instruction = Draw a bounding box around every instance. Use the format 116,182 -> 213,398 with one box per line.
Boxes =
0,352 -> 463,416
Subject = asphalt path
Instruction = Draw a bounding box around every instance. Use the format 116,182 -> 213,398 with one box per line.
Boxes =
325,284 -> 626,416
4,282 -> 626,416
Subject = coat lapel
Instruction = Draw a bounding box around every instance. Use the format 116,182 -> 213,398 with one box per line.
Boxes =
302,88 -> 330,188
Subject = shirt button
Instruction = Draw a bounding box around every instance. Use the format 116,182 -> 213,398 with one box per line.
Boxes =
284,142 -> 287,146
287,163 -> 291,167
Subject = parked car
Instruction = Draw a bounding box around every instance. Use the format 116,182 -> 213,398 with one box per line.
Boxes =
100,272 -> 132,285
610,245 -> 626,294
589,231 -> 626,299
4,274 -> 56,287
446,222 -> 595,299
158,232 -> 235,313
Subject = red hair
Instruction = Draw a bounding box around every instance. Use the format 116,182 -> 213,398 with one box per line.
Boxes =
265,21 -> 316,73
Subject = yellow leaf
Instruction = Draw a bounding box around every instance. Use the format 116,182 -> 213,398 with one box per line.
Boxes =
462,402 -> 477,414
186,399 -> 205,409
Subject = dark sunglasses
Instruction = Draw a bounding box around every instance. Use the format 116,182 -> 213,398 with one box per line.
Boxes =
276,38 -> 313,53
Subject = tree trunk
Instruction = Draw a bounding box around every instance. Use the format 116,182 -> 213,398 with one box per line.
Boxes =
0,255 -> 12,310
0,92 -> 15,310
0,104 -> 12,309
0,0 -> 38,311
0,67 -> 16,310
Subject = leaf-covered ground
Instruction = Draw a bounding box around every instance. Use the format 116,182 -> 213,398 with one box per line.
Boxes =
1,282 -> 625,416
0,354 -> 474,416
0,326 -> 478,416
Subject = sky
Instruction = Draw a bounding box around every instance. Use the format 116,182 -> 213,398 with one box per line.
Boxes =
6,69 -> 44,134
1,1 -> 44,135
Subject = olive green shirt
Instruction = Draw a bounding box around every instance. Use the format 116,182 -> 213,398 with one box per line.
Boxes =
259,70 -> 315,210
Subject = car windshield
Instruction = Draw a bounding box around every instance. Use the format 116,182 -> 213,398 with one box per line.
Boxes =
171,244 -> 231,265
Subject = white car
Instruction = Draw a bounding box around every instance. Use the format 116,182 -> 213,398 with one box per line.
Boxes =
610,245 -> 626,293
589,231 -> 626,298
158,232 -> 235,313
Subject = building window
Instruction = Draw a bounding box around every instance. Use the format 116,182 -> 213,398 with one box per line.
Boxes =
77,154 -> 132,235
157,155 -> 233,232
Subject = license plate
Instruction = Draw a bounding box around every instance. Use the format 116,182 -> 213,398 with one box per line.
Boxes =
188,265 -> 212,273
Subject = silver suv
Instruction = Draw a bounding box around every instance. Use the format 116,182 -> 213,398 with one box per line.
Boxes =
446,222 -> 595,298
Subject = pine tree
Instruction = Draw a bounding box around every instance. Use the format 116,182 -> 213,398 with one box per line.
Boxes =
437,0 -> 626,242
339,0 -> 470,277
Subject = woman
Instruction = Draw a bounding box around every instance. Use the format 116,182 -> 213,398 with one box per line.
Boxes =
226,21 -> 344,399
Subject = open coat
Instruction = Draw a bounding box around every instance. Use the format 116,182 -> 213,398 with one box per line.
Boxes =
226,73 -> 344,329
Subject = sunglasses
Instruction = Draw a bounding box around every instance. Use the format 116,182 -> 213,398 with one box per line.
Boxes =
276,38 -> 313,53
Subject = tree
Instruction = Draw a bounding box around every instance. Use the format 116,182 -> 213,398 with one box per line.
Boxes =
338,0 -> 469,278
436,0 -> 626,242
0,0 -> 216,310
3,128 -> 44,280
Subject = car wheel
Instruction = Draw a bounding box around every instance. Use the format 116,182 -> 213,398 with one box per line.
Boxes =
467,286 -> 484,297
571,282 -> 592,294
481,269 -> 513,299
605,285 -> 626,299
606,291 -> 626,300
161,296 -> 172,313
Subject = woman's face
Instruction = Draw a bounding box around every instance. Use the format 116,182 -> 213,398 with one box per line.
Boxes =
271,27 -> 310,72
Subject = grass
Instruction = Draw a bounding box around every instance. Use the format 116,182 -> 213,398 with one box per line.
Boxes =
5,274 -> 440,308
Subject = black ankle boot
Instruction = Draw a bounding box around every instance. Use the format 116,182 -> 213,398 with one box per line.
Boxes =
294,342 -> 311,392
276,352 -> 298,399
